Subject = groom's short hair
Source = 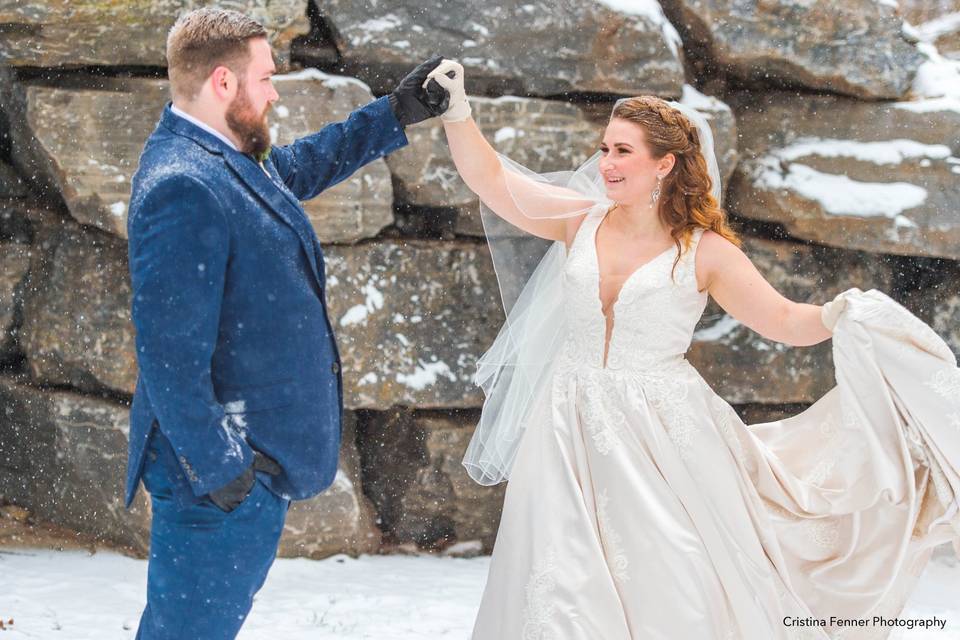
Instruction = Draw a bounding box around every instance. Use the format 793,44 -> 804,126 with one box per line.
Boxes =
166,7 -> 268,101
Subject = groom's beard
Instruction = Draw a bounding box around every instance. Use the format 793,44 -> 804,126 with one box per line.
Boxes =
225,85 -> 271,158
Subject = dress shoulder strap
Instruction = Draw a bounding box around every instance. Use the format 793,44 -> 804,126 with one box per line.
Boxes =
678,227 -> 707,289
689,227 -> 706,253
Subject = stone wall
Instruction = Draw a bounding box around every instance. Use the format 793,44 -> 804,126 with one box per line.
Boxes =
0,0 -> 957,557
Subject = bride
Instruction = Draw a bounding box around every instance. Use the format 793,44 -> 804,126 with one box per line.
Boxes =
424,61 -> 960,639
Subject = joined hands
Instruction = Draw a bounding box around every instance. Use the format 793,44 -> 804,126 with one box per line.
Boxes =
388,55 -> 451,126
424,59 -> 472,123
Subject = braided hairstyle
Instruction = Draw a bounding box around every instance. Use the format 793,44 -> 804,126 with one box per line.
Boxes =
611,96 -> 741,279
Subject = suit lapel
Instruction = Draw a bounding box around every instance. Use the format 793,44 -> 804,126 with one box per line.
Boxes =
263,158 -> 328,284
262,158 -> 303,211
223,153 -> 324,289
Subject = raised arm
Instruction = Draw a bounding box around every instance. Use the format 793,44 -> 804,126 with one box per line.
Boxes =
698,231 -> 833,347
270,57 -> 460,202
428,61 -> 595,243
269,95 -> 407,201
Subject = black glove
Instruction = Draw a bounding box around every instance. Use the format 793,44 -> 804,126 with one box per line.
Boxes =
207,451 -> 282,513
388,55 -> 451,126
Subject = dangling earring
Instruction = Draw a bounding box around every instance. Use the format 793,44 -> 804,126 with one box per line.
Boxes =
650,175 -> 663,208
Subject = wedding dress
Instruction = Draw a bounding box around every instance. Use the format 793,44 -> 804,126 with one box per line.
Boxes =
470,204 -> 960,640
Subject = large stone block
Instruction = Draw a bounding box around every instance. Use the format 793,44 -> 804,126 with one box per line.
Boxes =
388,85 -> 738,237
317,0 -> 685,97
324,239 -> 518,409
357,409 -> 505,551
662,0 -> 924,99
0,376 -> 151,552
0,374 -> 381,558
20,223 -> 136,394
2,73 -> 394,242
0,1 -> 309,68
727,91 -> 960,260
688,234 -> 896,404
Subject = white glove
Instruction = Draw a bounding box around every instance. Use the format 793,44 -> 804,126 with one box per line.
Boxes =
821,289 -> 859,332
423,59 -> 471,123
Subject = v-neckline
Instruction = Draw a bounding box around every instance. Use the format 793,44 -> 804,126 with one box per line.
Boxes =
592,209 -> 675,314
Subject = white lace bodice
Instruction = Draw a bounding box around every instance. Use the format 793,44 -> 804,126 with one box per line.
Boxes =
559,206 -> 708,372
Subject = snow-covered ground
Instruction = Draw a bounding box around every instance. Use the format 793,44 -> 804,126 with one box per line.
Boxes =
2,548 -> 959,638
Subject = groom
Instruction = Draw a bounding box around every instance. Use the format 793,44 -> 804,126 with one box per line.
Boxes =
125,7 -> 448,639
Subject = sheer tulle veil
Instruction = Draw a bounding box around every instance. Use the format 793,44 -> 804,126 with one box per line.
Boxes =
462,98 -> 723,485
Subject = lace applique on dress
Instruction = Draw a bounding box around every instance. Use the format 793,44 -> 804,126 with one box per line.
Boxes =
596,489 -> 630,584
522,545 -> 559,640
711,394 -> 748,467
924,367 -> 960,402
604,229 -> 706,373
639,373 -> 700,461
802,413 -> 843,487
804,519 -> 842,551
802,405 -> 863,491
579,375 -> 626,455
765,497 -> 844,555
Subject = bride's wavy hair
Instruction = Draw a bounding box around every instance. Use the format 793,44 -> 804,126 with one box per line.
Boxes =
611,96 -> 741,279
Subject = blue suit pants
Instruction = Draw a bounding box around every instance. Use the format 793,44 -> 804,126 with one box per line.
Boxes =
135,436 -> 289,639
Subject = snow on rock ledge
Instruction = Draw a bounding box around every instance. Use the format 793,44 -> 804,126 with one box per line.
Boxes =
727,91 -> 960,259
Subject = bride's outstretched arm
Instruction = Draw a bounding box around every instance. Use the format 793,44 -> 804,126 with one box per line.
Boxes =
426,61 -> 593,243
698,231 -> 833,346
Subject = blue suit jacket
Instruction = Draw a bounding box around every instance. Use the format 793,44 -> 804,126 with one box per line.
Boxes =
125,97 -> 407,508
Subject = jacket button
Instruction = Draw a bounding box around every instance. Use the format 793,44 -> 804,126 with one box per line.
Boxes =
149,451 -> 158,462
331,362 -> 340,375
